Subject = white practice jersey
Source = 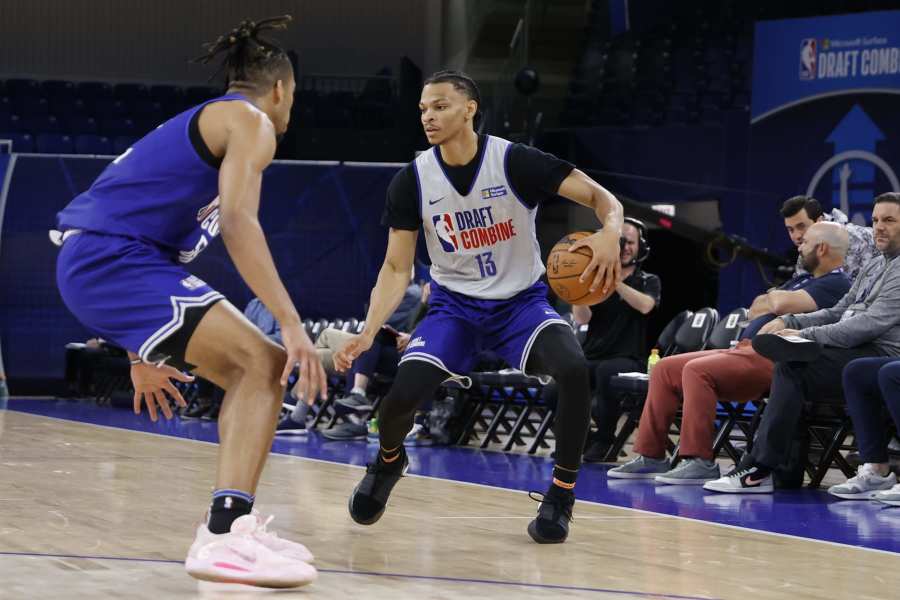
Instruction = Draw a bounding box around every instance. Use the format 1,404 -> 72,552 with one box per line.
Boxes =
415,135 -> 546,300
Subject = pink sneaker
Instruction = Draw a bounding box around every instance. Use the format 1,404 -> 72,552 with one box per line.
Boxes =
249,510 -> 315,563
185,515 -> 317,588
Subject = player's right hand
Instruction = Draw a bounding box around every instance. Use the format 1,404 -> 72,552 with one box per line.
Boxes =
334,333 -> 375,373
280,322 -> 327,404
130,362 -> 194,422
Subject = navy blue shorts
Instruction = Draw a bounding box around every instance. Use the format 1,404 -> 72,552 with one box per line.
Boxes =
56,231 -> 223,365
400,281 -> 568,384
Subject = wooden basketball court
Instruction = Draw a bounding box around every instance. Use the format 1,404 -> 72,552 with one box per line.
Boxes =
0,408 -> 896,599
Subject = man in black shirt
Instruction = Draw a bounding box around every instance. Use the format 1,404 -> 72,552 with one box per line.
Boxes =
334,71 -> 624,544
574,218 -> 661,462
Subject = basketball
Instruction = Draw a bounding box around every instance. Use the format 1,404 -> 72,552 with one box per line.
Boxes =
547,231 -> 617,305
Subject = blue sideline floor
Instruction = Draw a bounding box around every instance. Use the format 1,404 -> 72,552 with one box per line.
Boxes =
6,397 -> 900,554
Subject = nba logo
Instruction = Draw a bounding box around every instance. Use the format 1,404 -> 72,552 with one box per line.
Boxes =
799,38 -> 817,80
432,213 -> 458,253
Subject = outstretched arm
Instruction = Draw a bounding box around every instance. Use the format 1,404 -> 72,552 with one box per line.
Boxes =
334,228 -> 418,372
218,107 -> 296,328
217,106 -> 325,398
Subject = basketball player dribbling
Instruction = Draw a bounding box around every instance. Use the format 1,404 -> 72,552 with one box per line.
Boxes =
53,17 -> 322,587
335,71 -> 624,543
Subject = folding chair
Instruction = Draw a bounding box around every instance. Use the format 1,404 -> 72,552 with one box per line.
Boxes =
803,398 -> 856,488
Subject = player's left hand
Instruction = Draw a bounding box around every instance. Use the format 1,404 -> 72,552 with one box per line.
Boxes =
130,362 -> 194,422
570,230 -> 621,295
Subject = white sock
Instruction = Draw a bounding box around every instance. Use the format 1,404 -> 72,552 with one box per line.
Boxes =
351,386 -> 367,396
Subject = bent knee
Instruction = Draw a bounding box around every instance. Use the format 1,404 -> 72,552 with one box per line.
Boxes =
222,336 -> 285,382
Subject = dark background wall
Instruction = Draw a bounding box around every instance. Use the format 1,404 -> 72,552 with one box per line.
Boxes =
0,0 -> 428,82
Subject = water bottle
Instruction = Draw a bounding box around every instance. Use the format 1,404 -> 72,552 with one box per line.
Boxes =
367,417 -> 379,443
646,348 -> 660,376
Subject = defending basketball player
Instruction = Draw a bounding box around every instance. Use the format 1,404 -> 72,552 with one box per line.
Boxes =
335,71 -> 623,543
53,17 -> 321,587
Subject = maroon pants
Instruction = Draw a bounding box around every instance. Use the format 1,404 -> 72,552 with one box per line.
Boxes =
633,340 -> 773,461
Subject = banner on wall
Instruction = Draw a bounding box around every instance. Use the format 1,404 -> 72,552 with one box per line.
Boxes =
750,10 -> 900,240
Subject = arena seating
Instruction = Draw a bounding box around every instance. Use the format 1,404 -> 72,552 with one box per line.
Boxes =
62,306 -> 876,487
563,0 -> 900,129
0,74 -> 399,154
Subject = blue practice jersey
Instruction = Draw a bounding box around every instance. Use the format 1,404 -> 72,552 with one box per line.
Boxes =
56,93 -> 251,263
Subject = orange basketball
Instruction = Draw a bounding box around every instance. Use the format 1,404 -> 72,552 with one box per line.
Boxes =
546,231 -> 617,306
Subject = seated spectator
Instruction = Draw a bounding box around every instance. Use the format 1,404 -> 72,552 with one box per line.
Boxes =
318,280 -> 431,441
609,222 -> 850,483
827,357 -> 900,502
272,281 -> 430,440
783,195 -> 877,282
705,193 -> 900,493
572,218 -> 661,462
335,280 -> 428,412
274,325 -> 358,436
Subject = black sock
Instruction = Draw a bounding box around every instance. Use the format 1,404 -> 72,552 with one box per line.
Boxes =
552,465 -> 577,492
207,490 -> 253,534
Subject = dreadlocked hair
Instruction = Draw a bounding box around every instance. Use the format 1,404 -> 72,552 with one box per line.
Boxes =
193,15 -> 294,94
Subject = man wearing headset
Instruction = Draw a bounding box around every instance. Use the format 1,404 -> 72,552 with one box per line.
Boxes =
572,218 -> 661,462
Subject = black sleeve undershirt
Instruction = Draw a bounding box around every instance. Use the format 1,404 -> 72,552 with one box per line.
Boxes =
505,143 -> 575,209
379,138 -> 575,230
381,164 -> 421,231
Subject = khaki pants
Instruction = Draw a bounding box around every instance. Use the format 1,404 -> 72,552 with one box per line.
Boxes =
314,328 -> 355,375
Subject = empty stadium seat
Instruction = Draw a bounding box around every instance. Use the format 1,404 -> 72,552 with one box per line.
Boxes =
112,135 -> 139,154
35,133 -> 75,154
41,80 -> 76,99
0,132 -> 35,152
113,83 -> 151,101
76,81 -> 114,101
14,96 -> 49,116
5,78 -> 40,97
100,117 -> 135,137
74,134 -> 113,155
49,97 -> 88,118
21,114 -> 61,133
67,115 -> 99,135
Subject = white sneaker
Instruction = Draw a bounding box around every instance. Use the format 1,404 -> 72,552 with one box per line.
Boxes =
873,483 -> 900,506
703,465 -> 774,494
185,515 -> 317,588
249,510 -> 315,563
828,464 -> 897,500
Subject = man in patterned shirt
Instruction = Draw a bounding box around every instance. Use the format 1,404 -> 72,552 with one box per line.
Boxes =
782,196 -> 877,282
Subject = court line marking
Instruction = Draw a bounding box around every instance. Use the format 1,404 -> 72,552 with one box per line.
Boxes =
0,550 -> 717,600
7,408 -> 900,558
432,515 -> 673,520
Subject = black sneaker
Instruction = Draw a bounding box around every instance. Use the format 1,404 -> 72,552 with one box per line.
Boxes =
348,450 -> 409,525
321,421 -> 367,441
751,333 -> 822,363
527,485 -> 575,544
200,402 -> 220,421
582,440 -> 613,463
275,414 -> 308,436
181,398 -> 212,419
335,392 -> 374,413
